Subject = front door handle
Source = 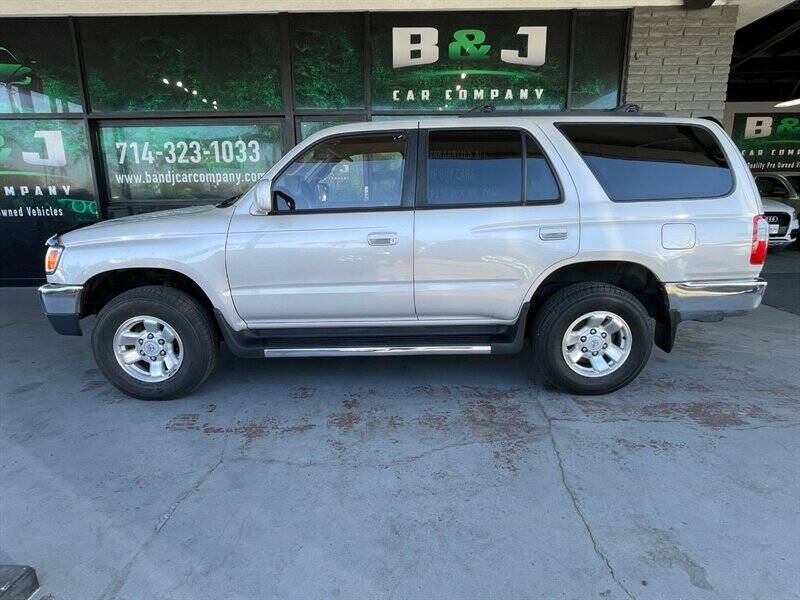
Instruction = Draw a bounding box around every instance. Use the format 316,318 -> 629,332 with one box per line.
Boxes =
539,227 -> 568,241
368,232 -> 398,246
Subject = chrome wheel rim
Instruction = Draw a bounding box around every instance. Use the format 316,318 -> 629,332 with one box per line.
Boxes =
113,316 -> 183,382
561,311 -> 632,378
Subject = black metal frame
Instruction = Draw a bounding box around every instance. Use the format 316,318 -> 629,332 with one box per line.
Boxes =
1,9 -> 632,226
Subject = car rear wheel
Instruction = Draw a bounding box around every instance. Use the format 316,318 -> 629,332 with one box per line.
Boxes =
92,285 -> 218,400
531,282 -> 653,395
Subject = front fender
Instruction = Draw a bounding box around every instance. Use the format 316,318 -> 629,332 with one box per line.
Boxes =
47,233 -> 245,331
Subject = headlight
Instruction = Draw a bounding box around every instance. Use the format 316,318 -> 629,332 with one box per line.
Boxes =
45,245 -> 63,274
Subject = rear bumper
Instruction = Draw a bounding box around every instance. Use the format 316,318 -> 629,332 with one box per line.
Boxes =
38,283 -> 83,335
663,278 -> 767,323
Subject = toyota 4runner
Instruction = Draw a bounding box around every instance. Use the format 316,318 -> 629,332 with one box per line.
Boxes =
39,115 -> 768,399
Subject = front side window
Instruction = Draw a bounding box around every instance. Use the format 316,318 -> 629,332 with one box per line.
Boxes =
426,129 -> 522,206
272,133 -> 406,211
557,123 -> 733,201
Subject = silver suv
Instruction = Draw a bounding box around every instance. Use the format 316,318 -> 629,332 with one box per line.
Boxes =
39,116 -> 768,399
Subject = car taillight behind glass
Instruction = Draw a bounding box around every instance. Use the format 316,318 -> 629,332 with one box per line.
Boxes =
750,215 -> 768,265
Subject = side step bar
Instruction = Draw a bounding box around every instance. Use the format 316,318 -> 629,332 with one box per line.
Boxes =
263,345 -> 491,358
213,305 -> 529,359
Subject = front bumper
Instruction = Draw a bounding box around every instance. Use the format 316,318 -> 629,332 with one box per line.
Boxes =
38,283 -> 84,335
768,225 -> 798,248
663,278 -> 767,323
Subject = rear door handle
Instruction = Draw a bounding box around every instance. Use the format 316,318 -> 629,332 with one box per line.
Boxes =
367,232 -> 398,246
539,227 -> 568,241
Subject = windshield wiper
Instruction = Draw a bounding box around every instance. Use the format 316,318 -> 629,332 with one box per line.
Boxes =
216,194 -> 241,208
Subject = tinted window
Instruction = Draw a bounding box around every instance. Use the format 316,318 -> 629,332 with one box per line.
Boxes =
755,177 -> 789,198
273,133 -> 406,211
298,118 -> 363,141
570,11 -> 627,109
98,122 -> 282,203
558,123 -> 733,201
80,15 -> 281,113
426,130 -> 521,206
0,119 -> 99,279
370,12 -> 571,112
0,18 -> 83,113
526,135 -> 560,203
293,13 -> 364,109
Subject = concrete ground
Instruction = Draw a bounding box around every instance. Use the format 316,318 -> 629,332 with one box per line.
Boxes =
1,287 -> 798,600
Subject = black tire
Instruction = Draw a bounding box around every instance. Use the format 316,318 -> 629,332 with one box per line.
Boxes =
92,285 -> 218,400
531,282 -> 653,395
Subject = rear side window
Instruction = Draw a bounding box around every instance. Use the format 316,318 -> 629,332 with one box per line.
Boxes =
557,123 -> 733,201
426,129 -> 522,206
526,135 -> 560,203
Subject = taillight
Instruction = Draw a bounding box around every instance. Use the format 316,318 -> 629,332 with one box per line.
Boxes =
45,245 -> 63,274
750,215 -> 768,265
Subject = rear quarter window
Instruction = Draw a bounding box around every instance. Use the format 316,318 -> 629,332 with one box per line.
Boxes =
556,123 -> 734,201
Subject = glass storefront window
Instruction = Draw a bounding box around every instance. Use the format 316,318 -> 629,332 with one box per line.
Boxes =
298,117 -> 364,140
370,11 -> 570,112
570,11 -> 627,110
0,119 -> 98,279
0,18 -> 83,114
293,14 -> 365,110
0,9 -> 631,283
0,118 -> 98,218
80,15 -> 282,113
98,122 -> 283,203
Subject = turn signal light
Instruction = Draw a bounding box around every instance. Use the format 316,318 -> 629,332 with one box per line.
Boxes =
45,246 -> 63,274
750,215 -> 768,265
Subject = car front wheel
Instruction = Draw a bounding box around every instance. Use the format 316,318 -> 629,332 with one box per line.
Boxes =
92,285 -> 218,400
531,282 -> 654,395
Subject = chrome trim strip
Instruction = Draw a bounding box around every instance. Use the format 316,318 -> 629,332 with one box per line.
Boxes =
665,278 -> 767,297
38,284 -> 84,295
663,278 -> 766,322
264,345 -> 492,358
38,284 -> 83,315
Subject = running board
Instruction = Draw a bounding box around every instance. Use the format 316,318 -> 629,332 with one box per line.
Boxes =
212,305 -> 529,359
263,345 -> 491,358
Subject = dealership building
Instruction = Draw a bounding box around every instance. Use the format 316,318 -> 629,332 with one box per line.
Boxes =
0,0 -> 796,284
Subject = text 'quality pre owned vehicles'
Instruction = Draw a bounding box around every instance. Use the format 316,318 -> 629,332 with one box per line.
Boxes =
39,114 -> 768,400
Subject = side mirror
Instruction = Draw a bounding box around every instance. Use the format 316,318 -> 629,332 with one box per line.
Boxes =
254,180 -> 272,213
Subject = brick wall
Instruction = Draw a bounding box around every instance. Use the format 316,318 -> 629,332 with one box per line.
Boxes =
624,5 -> 738,119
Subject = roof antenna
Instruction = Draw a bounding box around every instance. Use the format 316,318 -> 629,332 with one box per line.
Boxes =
459,104 -> 496,117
